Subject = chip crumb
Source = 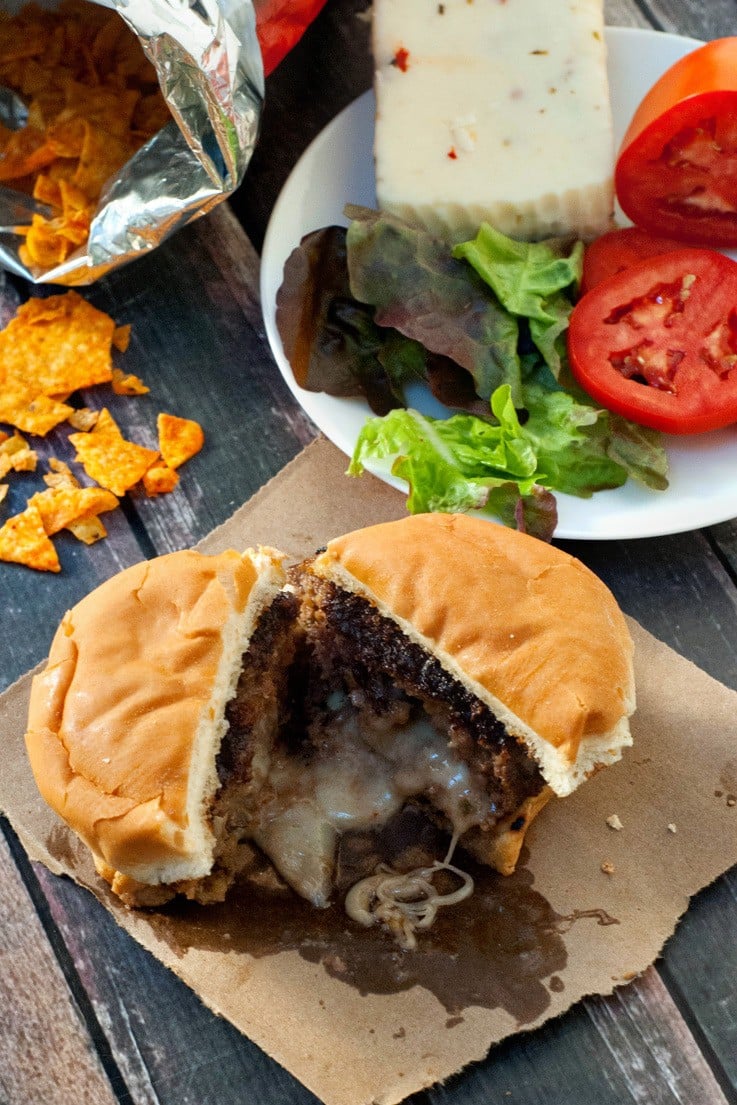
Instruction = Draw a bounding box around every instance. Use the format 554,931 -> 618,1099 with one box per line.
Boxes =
67,408 -> 100,432
606,814 -> 623,831
143,463 -> 179,497
66,514 -> 108,545
112,324 -> 132,353
112,367 -> 149,396
601,861 -> 615,875
44,457 -> 81,490
8,448 -> 38,473
728,797 -> 736,808
667,823 -> 677,833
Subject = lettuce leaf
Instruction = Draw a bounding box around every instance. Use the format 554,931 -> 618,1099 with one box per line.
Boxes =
350,376 -> 669,538
349,404 -> 558,541
346,205 -> 522,402
452,222 -> 583,376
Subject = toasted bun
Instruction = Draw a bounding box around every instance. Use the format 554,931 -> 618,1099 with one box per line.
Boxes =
25,547 -> 286,888
311,514 -> 635,797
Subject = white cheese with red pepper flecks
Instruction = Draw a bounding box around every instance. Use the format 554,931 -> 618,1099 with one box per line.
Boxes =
373,0 -> 614,243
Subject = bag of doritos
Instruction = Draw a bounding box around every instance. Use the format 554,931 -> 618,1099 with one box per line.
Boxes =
0,0 -> 325,284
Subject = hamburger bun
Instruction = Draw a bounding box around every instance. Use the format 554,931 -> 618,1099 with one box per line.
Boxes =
311,514 -> 635,797
26,547 -> 286,897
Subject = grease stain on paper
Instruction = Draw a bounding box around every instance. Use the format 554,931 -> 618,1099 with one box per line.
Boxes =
148,810 -> 618,1025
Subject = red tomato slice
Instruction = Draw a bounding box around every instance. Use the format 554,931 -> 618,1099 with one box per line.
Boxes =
568,249 -> 737,435
581,228 -> 687,294
616,38 -> 737,248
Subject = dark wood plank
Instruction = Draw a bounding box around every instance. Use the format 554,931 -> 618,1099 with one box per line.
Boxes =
660,863 -> 737,1090
638,0 -> 737,37
4,1 -> 737,1104
0,278 -> 146,690
75,205 -> 315,556
232,0 -> 373,253
33,862 -> 321,1105
605,1 -> 652,27
0,831 -> 119,1105
0,204 -> 315,691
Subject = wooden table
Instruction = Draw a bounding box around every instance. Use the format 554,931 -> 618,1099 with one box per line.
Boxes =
2,1 -> 736,1103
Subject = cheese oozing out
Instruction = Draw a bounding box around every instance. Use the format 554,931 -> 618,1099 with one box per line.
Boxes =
373,0 -> 615,242
253,704 -> 491,909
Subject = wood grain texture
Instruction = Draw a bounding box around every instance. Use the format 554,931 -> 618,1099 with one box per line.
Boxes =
2,1 -> 737,1104
636,0 -> 737,38
33,862 -> 321,1105
660,871 -> 737,1091
0,830 -> 119,1105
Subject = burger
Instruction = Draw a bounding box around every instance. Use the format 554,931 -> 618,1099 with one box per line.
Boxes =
25,515 -> 635,940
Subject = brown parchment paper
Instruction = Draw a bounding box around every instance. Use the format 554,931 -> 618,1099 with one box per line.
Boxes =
2,436 -> 737,1105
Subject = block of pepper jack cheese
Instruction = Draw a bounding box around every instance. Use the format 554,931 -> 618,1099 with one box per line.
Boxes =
373,0 -> 614,243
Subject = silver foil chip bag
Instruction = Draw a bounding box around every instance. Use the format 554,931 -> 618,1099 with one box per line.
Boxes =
0,0 -> 264,284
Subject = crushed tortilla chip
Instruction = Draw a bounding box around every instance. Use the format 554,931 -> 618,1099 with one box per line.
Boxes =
0,383 -> 72,436
0,502 -> 60,572
44,457 -> 80,489
112,367 -> 148,396
0,291 -> 114,396
69,407 -> 158,496
67,407 -> 99,431
0,431 -> 30,457
29,485 -> 119,536
143,463 -> 179,497
157,413 -> 204,470
7,448 -> 38,473
66,514 -> 108,544
112,323 -> 131,352
0,432 -> 38,476
0,484 -> 8,507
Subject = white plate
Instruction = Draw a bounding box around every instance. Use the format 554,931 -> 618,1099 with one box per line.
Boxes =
261,26 -> 737,541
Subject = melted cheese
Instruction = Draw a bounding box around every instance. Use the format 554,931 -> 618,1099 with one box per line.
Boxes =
373,0 -> 614,242
253,712 -> 489,906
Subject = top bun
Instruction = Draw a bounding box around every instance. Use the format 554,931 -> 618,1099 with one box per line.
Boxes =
311,514 -> 635,796
25,547 -> 285,886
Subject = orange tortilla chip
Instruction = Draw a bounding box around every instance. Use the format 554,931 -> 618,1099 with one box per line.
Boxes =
0,291 -> 114,394
112,367 -> 148,395
29,485 -> 118,536
0,126 -> 56,181
19,215 -> 70,268
0,384 -> 72,436
33,172 -> 62,208
0,484 -> 8,508
157,413 -> 205,470
112,323 -> 131,352
143,464 -> 179,497
73,121 -> 129,199
0,503 -> 60,572
69,409 -> 158,496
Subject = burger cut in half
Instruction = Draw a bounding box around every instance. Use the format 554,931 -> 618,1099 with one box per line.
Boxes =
26,516 -> 635,940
